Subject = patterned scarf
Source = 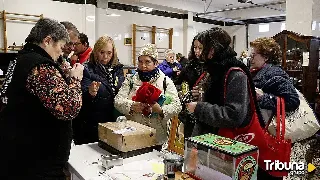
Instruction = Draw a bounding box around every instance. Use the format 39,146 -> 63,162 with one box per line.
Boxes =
98,63 -> 116,95
136,68 -> 160,82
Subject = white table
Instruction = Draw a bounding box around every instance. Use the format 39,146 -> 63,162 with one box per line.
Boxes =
68,143 -> 164,180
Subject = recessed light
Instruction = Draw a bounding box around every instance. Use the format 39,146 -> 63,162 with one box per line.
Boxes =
140,7 -> 153,12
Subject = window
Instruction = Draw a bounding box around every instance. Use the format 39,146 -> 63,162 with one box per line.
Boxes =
259,24 -> 269,33
312,21 -> 317,31
281,23 -> 286,31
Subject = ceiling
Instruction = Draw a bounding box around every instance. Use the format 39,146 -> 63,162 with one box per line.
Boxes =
116,0 -> 285,12
186,0 -> 283,9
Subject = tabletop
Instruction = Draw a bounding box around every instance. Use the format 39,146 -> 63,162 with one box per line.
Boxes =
68,143 -> 164,180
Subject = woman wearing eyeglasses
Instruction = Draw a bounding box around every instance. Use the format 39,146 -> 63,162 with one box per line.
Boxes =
72,35 -> 124,145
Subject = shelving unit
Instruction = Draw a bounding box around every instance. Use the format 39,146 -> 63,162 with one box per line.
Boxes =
132,24 -> 173,66
0,10 -> 43,53
273,30 -> 320,105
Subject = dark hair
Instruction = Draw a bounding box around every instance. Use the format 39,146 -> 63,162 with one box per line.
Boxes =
199,27 -> 231,61
188,33 -> 203,61
79,33 -> 89,47
176,53 -> 184,59
60,21 -> 79,36
25,18 -> 69,44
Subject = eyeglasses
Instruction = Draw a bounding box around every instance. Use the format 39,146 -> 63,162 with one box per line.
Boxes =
250,53 -> 258,58
66,42 -> 82,46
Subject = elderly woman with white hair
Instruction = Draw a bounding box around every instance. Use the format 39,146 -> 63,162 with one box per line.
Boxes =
0,18 -> 84,179
158,49 -> 182,81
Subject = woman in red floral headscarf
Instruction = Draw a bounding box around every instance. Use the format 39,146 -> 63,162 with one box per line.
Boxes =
115,44 -> 182,145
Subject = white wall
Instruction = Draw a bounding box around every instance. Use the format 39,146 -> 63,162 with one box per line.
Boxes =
95,8 -> 184,66
95,8 -> 218,66
0,0 -> 95,50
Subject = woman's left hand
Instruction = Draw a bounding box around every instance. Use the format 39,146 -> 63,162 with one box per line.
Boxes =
186,102 -> 197,113
255,88 -> 264,99
151,103 -> 162,114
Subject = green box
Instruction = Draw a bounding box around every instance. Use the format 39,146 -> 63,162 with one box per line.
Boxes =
184,133 -> 259,180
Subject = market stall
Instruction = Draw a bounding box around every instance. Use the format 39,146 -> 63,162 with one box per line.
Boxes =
68,119 -> 259,180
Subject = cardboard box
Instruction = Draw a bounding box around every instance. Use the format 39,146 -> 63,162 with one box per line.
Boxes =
185,133 -> 258,180
98,121 -> 157,152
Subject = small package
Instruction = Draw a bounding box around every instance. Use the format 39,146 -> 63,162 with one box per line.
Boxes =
98,121 -> 157,152
185,133 -> 258,180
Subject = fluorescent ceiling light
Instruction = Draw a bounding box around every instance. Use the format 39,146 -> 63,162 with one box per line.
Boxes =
281,23 -> 286,31
312,21 -> 316,30
86,15 -> 95,21
107,13 -> 120,17
140,7 -> 153,12
259,24 -> 269,33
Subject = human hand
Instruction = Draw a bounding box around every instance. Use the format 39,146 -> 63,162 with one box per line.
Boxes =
255,88 -> 264,99
69,63 -> 84,80
70,54 -> 78,62
61,61 -> 71,76
186,102 -> 197,113
151,103 -> 162,114
173,66 -> 178,71
130,102 -> 147,113
88,81 -> 101,97
176,70 -> 181,76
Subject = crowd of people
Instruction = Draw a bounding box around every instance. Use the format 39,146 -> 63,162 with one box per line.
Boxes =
0,17 -> 319,180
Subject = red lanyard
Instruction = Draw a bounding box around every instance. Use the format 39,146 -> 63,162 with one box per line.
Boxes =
194,72 -> 207,88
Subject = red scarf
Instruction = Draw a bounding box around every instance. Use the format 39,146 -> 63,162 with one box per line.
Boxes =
71,47 -> 92,65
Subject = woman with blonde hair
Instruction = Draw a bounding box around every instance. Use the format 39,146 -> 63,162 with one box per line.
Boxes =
73,35 -> 124,145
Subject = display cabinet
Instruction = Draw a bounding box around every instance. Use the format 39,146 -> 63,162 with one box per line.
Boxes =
273,30 -> 320,104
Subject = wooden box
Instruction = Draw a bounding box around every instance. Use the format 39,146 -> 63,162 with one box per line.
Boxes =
98,121 -> 157,152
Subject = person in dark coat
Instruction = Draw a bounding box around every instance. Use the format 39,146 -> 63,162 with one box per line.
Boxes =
0,18 -> 84,180
174,32 -> 207,138
186,27 -> 262,138
186,27 -> 271,179
250,37 -> 300,122
176,53 -> 188,68
73,35 -> 124,145
175,33 -> 206,88
249,38 -> 320,180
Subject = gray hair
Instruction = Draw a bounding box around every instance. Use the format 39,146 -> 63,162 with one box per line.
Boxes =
60,21 -> 79,37
25,18 -> 70,44
164,49 -> 175,58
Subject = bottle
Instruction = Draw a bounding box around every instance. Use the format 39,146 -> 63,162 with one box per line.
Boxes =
198,86 -> 204,102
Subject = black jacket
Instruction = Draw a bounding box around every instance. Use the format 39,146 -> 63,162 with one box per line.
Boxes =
175,59 -> 205,88
0,43 -> 73,180
73,61 -> 124,145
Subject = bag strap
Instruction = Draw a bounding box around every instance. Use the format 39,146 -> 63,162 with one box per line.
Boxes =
278,98 -> 286,140
194,72 -> 207,88
163,77 -> 167,94
265,97 -> 286,141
